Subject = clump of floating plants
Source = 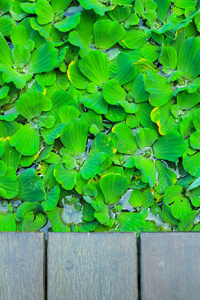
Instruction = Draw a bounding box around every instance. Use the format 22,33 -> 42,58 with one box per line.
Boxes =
1,0 -> 200,234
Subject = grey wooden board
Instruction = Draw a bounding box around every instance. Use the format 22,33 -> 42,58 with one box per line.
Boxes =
140,232 -> 200,300
48,232 -> 138,300
0,232 -> 45,300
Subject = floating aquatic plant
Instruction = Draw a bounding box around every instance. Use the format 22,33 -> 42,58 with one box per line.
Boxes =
0,0 -> 200,234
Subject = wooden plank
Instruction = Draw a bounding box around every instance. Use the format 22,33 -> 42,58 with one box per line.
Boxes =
48,232 -> 138,300
140,232 -> 200,300
0,232 -> 45,300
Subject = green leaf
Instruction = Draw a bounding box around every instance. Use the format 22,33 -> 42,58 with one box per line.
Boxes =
69,30 -> 91,53
93,201 -> 110,224
60,118 -> 89,156
18,168 -> 45,201
190,130 -> 200,150
41,186 -> 60,211
187,176 -> 200,191
129,190 -> 144,207
78,0 -> 108,16
77,220 -> 99,232
0,32 -> 12,67
123,156 -> 136,168
89,132 -> 115,157
141,43 -> 160,62
0,167 -> 19,199
61,152 -> 76,170
79,50 -> 109,85
131,73 -> 149,103
0,16 -> 14,36
51,0 -> 72,12
135,127 -> 158,149
0,120 -> 22,138
50,89 -> 77,117
35,70 -> 56,87
114,52 -> 137,85
174,0 -> 197,9
160,203 -> 179,226
135,156 -> 156,187
105,105 -> 126,122
126,115 -> 138,129
35,0 -> 54,25
41,123 -> 65,145
150,101 -> 175,135
30,17 -> 51,38
177,91 -> 200,110
112,123 -> 138,154
45,152 -> 60,164
58,105 -> 80,124
0,66 -> 27,89
10,24 -> 27,45
118,101 -> 138,113
0,213 -> 16,231
0,85 -> 9,100
54,12 -> 81,32
163,185 -> 183,205
20,2 -> 36,14
81,110 -> 104,132
177,37 -> 200,81
20,153 -> 37,168
0,140 -> 4,158
15,91 -> 52,120
69,9 -> 95,51
144,71 -> 174,106
18,212 -> 47,231
0,0 -> 11,15
155,160 -> 177,194
48,207 -> 70,232
10,123 -> 40,156
193,108 -> 200,130
67,60 -> 89,89
183,152 -> 200,177
12,44 -> 31,68
99,173 -> 129,205
143,189 -> 154,208
171,197 -> 191,220
153,131 -> 186,162
38,115 -> 56,130
154,0 -> 171,22
167,70 -> 183,83
0,160 -> 7,177
16,202 -> 43,222
93,19 -> 125,51
159,46 -> 177,73
80,152 -> 105,180
1,138 -> 21,170
103,79 -> 126,105
0,113 -> 19,122
29,42 -> 58,74
54,161 -> 76,190
117,211 -> 146,232
108,6 -> 131,22
122,29 -> 149,49
82,202 -> 95,222
178,211 -> 196,231
193,223 -> 200,231
187,187 -> 200,207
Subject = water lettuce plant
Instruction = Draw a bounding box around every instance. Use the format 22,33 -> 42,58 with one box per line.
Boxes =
1,0 -> 200,234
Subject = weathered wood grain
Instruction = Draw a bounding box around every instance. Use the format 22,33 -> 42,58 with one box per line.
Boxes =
48,232 -> 138,300
140,232 -> 200,300
0,232 -> 45,300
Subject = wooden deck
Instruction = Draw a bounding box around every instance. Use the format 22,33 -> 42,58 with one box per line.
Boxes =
0,232 -> 199,300
0,232 -> 45,300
